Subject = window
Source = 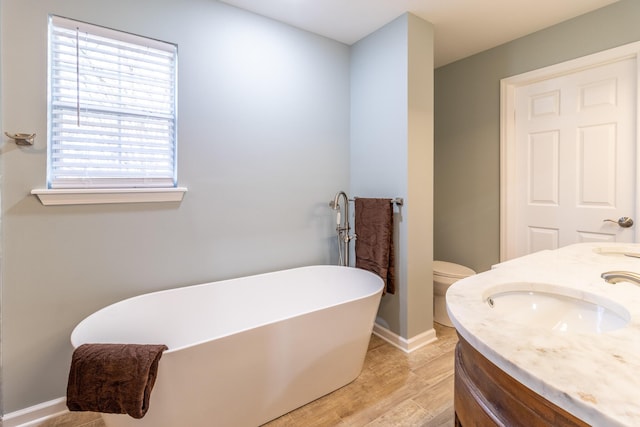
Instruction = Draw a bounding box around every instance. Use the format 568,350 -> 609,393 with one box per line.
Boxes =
47,16 -> 178,190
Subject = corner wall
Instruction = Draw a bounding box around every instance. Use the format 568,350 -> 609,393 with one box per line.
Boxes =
351,13 -> 434,339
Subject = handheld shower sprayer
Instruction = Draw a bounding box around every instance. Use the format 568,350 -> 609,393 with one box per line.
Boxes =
329,199 -> 341,225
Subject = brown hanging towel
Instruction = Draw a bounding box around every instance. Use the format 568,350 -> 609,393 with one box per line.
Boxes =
67,343 -> 168,419
355,197 -> 395,294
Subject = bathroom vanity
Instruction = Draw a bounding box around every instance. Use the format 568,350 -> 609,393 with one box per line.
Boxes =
446,243 -> 640,426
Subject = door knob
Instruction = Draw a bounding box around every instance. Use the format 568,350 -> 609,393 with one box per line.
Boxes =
603,217 -> 634,228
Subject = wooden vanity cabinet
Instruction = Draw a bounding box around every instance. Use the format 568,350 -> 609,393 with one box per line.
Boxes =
454,334 -> 590,427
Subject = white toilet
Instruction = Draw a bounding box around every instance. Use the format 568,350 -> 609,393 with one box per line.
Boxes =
433,261 -> 476,327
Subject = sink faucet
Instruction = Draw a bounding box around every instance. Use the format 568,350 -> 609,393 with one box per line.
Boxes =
601,271 -> 640,285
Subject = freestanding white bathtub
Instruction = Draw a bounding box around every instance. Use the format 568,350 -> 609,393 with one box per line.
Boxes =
70,265 -> 384,427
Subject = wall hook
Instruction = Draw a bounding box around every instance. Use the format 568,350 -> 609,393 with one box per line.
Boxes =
5,131 -> 35,145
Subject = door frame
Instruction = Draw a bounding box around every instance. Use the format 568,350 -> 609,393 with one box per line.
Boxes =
500,41 -> 640,262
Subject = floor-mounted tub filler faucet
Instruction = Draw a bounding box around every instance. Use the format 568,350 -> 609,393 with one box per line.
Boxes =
601,271 -> 640,286
329,191 -> 354,267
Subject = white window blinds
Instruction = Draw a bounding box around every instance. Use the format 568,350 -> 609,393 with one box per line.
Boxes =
48,16 -> 177,189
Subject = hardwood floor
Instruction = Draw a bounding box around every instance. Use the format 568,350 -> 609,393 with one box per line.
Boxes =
40,324 -> 457,427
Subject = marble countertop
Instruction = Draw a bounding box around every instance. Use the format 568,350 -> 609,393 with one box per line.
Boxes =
446,242 -> 640,427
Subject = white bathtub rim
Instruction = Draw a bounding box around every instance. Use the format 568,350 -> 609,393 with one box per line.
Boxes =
70,265 -> 384,353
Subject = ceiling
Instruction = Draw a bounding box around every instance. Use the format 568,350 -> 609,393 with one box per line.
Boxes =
218,0 -> 620,67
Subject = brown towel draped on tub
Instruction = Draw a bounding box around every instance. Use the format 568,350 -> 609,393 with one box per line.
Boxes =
67,343 -> 168,419
355,197 -> 395,294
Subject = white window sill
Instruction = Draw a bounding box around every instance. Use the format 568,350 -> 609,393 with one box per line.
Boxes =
31,187 -> 188,206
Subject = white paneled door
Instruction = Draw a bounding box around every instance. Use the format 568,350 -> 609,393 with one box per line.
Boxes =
502,47 -> 639,260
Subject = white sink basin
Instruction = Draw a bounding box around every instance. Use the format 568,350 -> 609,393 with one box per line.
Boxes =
484,283 -> 630,334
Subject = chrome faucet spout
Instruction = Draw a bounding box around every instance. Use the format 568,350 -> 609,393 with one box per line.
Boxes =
601,271 -> 640,285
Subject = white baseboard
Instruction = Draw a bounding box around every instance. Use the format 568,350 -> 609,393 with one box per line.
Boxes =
372,322 -> 437,353
2,397 -> 68,427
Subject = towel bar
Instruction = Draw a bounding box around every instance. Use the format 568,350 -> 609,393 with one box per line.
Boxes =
350,197 -> 404,207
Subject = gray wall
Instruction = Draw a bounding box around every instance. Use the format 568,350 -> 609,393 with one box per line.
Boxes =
1,0 -> 350,413
434,0 -> 640,273
351,14 -> 434,338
